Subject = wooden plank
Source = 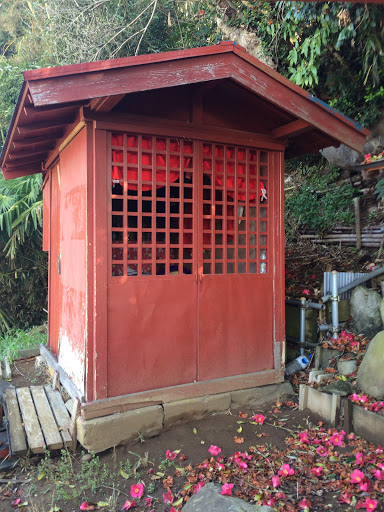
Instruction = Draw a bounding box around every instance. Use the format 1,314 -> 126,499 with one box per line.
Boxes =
5,388 -> 27,456
81,369 -> 284,420
270,119 -> 311,139
40,345 -> 83,401
44,385 -> 72,447
16,387 -> 45,454
30,386 -> 63,450
86,109 -> 285,152
70,399 -> 80,453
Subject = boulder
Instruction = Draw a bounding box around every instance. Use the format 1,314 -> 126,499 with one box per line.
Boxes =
380,299 -> 384,326
321,144 -> 361,170
350,286 -> 383,339
337,359 -> 357,376
320,380 -> 355,397
357,330 -> 384,399
181,483 -> 273,512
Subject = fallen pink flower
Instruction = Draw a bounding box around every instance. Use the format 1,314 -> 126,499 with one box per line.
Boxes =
217,463 -> 225,470
355,452 -> 365,465
278,463 -> 294,477
264,498 -> 275,507
271,475 -> 281,488
339,492 -> 352,504
356,498 -> 378,511
252,413 -> 265,424
298,432 -> 309,444
329,433 -> 344,446
193,482 -> 205,494
350,469 -> 365,484
166,450 -> 178,460
316,446 -> 328,457
221,483 -> 234,496
123,501 -> 136,510
302,289 -> 309,295
373,469 -> 384,480
163,491 -> 173,504
12,500 -> 21,508
298,497 -> 311,510
311,466 -> 323,476
238,461 -> 248,469
130,483 -> 144,499
144,497 -> 152,507
359,480 -> 371,492
208,445 -> 222,456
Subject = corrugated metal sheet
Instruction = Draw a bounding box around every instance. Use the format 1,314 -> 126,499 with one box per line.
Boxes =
323,272 -> 368,300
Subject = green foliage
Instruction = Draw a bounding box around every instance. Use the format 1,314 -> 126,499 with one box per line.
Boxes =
220,1 -> 384,128
0,325 -> 46,361
285,158 -> 358,242
0,233 -> 47,333
38,450 -> 112,503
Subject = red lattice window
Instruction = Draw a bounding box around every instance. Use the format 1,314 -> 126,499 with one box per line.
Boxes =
201,144 -> 269,275
110,133 -> 195,277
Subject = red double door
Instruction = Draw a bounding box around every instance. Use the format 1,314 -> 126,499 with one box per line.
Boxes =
107,134 -> 275,397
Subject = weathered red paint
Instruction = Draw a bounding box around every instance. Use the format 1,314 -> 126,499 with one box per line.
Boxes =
0,45 -> 369,404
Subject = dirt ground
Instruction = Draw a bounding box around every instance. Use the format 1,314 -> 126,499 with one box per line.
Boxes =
0,358 -> 383,512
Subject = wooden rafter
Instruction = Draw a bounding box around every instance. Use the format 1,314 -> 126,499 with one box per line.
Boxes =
270,119 -> 311,139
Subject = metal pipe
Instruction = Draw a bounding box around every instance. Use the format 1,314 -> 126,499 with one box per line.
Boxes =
286,336 -> 318,348
299,298 -> 306,355
318,322 -> 345,332
321,264 -> 384,302
286,299 -> 324,310
331,271 -> 339,340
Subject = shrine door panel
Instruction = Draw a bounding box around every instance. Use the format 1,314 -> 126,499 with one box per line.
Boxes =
197,144 -> 274,381
107,133 -> 197,396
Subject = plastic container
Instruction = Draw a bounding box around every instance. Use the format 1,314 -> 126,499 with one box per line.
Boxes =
285,355 -> 310,378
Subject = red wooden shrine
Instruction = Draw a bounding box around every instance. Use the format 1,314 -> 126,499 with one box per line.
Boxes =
0,43 -> 368,405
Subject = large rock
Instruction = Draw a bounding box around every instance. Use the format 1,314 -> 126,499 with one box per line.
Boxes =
357,330 -> 384,399
321,144 -> 361,170
181,483 -> 273,512
380,299 -> 384,326
350,286 -> 383,339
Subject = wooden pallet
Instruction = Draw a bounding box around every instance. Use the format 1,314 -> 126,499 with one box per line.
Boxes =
5,385 -> 72,455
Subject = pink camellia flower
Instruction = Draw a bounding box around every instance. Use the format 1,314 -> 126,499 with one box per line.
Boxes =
347,433 -> 356,440
11,499 -> 21,508
316,446 -> 328,457
130,483 -> 144,499
278,464 -> 295,477
166,450 -> 178,460
252,414 -> 265,424
271,475 -> 281,488
123,501 -> 136,510
302,289 -> 309,295
339,492 -> 352,504
364,498 -> 378,511
359,480 -> 371,492
373,469 -> 384,480
221,483 -> 234,496
350,469 -> 365,484
298,432 -> 309,444
298,497 -> 311,510
238,461 -> 248,469
265,498 -> 276,507
311,466 -> 323,476
163,491 -> 173,504
193,482 -> 206,494
208,445 -> 222,456
329,433 -> 344,446
80,504 -> 88,511
355,452 -> 365,465
356,498 -> 378,511
360,395 -> 368,403
144,497 -> 152,507
217,463 -> 225,470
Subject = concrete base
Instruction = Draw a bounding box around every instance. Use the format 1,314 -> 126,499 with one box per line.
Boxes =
352,404 -> 384,445
76,382 -> 294,453
299,384 -> 340,427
